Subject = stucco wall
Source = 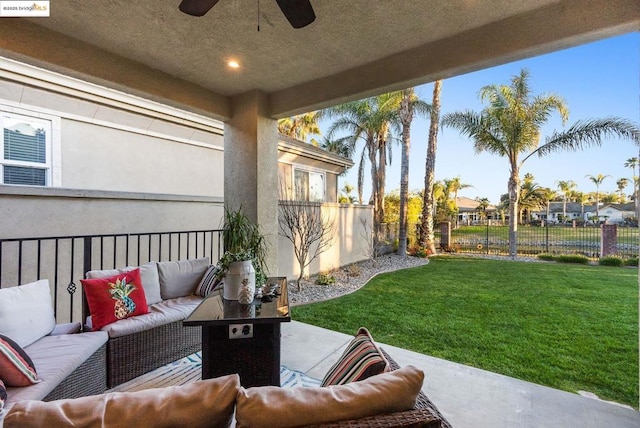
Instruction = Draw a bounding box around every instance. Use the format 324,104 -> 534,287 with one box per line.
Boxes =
1,77 -> 224,196
0,186 -> 224,322
277,202 -> 374,280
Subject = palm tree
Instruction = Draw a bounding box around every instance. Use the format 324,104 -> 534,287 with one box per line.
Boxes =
556,180 -> 576,222
475,197 -> 490,220
519,179 -> 545,223
442,68 -> 640,258
397,88 -> 430,256
323,94 -> 401,233
448,176 -> 472,210
278,112 -> 321,142
420,80 -> 443,254
573,191 -> 589,225
319,137 -> 351,158
539,187 -> 556,225
624,157 -> 639,217
586,173 -> 610,223
433,180 -> 458,222
616,178 -> 629,203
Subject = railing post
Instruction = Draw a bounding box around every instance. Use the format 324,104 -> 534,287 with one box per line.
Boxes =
83,236 -> 93,276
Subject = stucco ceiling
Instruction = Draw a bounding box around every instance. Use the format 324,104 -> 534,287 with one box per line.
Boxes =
0,0 -> 638,120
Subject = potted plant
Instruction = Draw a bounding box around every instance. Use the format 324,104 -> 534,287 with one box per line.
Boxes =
217,207 -> 268,300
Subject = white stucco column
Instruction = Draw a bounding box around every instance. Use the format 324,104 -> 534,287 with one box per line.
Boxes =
224,90 -> 279,276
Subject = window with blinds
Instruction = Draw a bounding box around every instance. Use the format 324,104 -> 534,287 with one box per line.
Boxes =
1,113 -> 51,186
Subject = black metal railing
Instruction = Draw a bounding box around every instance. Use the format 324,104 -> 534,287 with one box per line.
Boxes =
379,221 -> 639,259
438,222 -> 639,259
0,229 -> 224,323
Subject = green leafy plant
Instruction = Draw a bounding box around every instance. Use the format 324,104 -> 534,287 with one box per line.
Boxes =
315,273 -> 336,285
554,254 -> 589,264
624,257 -> 639,267
218,207 -> 268,285
537,253 -> 555,261
598,256 -> 624,267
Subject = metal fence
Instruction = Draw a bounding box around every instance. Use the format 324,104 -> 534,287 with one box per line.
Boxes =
0,229 -> 224,323
379,222 -> 639,259
438,222 -> 639,259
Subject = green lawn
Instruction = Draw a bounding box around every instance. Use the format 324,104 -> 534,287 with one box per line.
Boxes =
293,256 -> 639,407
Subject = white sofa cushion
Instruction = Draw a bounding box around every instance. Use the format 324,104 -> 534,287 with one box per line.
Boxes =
100,295 -> 204,338
5,330 -> 108,406
157,257 -> 210,300
0,280 -> 55,348
87,262 -> 162,306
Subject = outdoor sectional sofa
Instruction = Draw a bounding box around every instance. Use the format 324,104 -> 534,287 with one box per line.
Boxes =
0,279 -> 108,408
0,257 -> 212,410
83,257 -> 210,387
3,348 -> 452,428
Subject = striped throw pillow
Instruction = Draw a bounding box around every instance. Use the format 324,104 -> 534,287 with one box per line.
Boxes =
0,334 -> 39,387
0,379 -> 6,410
195,265 -> 222,297
321,327 -> 390,386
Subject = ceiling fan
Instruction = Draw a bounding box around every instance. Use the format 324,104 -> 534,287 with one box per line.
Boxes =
179,0 -> 316,29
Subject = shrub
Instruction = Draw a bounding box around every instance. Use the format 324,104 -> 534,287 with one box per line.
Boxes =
537,253 -> 555,262
315,273 -> 336,285
598,256 -> 624,267
555,255 -> 590,264
408,245 -> 427,258
625,257 -> 639,267
346,263 -> 361,277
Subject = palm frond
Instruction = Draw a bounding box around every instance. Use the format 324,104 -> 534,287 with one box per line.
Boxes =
529,118 -> 640,160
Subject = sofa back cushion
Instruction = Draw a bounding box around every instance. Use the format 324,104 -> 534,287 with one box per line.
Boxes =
0,279 -> 55,348
235,365 -> 425,428
157,257 -> 210,300
5,374 -> 240,428
86,262 -> 162,306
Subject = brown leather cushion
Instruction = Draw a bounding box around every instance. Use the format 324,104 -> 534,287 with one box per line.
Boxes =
4,374 -> 240,428
235,365 -> 424,428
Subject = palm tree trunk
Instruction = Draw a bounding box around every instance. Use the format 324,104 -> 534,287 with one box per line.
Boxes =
397,89 -> 414,256
420,80 -> 442,254
508,167 -> 519,259
376,135 -> 387,230
368,141 -> 379,235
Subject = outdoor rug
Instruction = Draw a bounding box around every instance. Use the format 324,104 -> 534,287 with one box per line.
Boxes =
107,352 -> 320,393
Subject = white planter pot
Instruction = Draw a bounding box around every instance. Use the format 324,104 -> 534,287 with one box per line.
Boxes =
224,260 -> 255,301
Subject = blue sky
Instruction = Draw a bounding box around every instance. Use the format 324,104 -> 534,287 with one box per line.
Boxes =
320,32 -> 639,205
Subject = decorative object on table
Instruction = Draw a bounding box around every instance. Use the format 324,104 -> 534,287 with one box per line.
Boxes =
237,278 -> 255,305
216,207 -> 268,300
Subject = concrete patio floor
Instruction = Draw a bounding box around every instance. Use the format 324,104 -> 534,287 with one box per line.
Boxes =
281,321 -> 640,428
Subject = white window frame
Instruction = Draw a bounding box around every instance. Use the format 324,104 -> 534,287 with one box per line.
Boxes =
292,165 -> 326,202
0,108 -> 61,187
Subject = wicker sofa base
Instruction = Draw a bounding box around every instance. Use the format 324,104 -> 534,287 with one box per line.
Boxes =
107,320 -> 201,387
313,349 -> 453,428
43,343 -> 107,401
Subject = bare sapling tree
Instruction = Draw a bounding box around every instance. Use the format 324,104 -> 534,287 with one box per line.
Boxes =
359,217 -> 379,265
278,199 -> 336,291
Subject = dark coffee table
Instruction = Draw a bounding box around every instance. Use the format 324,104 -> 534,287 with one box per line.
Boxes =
183,277 -> 290,387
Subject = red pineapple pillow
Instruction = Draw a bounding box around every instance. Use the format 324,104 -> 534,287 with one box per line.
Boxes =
81,269 -> 149,331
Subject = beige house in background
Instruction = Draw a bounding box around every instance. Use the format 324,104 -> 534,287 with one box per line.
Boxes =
0,57 -> 371,282
456,197 -> 498,224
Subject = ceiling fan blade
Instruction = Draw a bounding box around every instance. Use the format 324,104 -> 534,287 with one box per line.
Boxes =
275,0 -> 316,28
179,0 -> 220,17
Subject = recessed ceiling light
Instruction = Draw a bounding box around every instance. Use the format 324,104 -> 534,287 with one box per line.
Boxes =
228,60 -> 240,69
